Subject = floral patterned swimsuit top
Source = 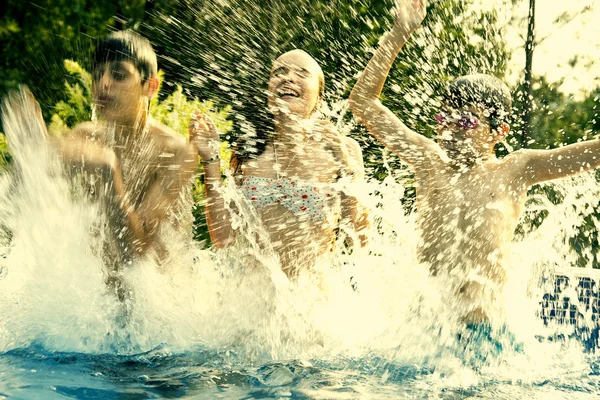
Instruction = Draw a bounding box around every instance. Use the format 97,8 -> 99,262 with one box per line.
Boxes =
241,176 -> 338,221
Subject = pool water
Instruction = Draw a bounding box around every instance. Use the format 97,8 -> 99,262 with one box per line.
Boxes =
1,335 -> 599,399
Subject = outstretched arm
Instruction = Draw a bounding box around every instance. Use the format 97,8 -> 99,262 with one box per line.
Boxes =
189,112 -> 236,248
520,139 -> 600,186
349,0 -> 438,166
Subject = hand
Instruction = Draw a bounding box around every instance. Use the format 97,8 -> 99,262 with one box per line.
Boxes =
393,0 -> 427,32
3,86 -> 49,144
188,111 -> 220,162
58,135 -> 118,176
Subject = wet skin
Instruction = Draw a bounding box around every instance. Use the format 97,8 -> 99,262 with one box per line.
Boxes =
58,60 -> 197,297
349,1 -> 600,323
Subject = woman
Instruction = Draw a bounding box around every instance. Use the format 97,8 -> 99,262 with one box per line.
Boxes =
189,49 -> 369,277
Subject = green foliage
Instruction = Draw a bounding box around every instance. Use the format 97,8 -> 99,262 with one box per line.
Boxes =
151,86 -> 233,142
511,76 -> 600,150
49,60 -> 93,135
0,0 -> 147,124
2,0 -> 600,260
0,135 -> 11,171
512,76 -> 600,268
141,0 -> 509,196
150,83 -> 234,243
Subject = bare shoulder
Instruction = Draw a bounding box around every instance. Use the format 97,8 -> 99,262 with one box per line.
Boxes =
149,120 -> 187,153
495,149 -> 535,187
71,121 -> 101,141
147,121 -> 196,178
501,149 -> 533,168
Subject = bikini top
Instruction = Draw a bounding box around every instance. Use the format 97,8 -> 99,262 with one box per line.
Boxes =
241,175 -> 338,221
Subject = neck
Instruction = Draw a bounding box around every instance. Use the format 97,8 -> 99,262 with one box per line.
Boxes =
106,110 -> 150,150
450,149 -> 495,170
273,114 -> 311,148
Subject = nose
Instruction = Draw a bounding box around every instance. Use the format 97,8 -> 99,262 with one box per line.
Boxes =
98,70 -> 111,90
281,71 -> 295,84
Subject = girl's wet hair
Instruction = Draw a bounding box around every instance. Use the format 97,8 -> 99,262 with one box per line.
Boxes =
445,74 -> 512,129
92,30 -> 158,83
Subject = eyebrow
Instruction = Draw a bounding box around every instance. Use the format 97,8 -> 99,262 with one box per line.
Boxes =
271,65 -> 312,76
271,66 -> 287,75
112,61 -> 129,70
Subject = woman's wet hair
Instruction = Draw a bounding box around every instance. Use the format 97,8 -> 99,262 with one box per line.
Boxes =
92,30 -> 158,83
445,74 -> 512,129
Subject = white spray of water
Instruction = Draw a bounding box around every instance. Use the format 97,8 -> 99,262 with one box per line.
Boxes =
0,87 -> 596,391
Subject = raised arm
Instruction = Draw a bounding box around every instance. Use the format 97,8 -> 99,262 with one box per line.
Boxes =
52,122 -> 113,170
519,139 -> 600,186
349,0 -> 438,166
189,112 -> 235,248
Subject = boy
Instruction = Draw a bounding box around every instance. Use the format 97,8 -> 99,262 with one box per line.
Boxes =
349,1 -> 600,323
54,31 -> 196,298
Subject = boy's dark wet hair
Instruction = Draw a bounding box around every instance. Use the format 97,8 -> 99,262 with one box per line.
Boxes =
92,30 -> 157,83
445,74 -> 512,129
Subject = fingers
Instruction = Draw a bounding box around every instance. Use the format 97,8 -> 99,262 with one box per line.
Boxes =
188,111 -> 211,137
205,115 -> 217,135
197,112 -> 217,136
188,110 -> 203,132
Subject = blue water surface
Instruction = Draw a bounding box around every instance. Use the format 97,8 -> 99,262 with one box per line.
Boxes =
1,339 -> 599,399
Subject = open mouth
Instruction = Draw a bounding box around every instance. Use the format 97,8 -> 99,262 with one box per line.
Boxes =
95,94 -> 114,105
276,87 -> 300,99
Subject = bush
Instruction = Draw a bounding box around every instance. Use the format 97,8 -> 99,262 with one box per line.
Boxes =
0,134 -> 10,171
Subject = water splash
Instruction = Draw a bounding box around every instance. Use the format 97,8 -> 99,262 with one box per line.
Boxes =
2,0 -> 600,390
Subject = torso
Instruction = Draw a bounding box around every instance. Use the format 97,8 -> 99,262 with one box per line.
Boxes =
75,119 -> 193,265
79,119 -> 187,202
414,151 -> 529,284
236,133 -> 348,275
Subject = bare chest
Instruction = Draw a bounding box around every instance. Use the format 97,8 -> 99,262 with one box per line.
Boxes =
417,166 -> 526,238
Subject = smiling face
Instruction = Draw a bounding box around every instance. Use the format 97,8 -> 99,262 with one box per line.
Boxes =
267,50 -> 324,120
436,104 -> 508,162
92,60 -> 155,124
